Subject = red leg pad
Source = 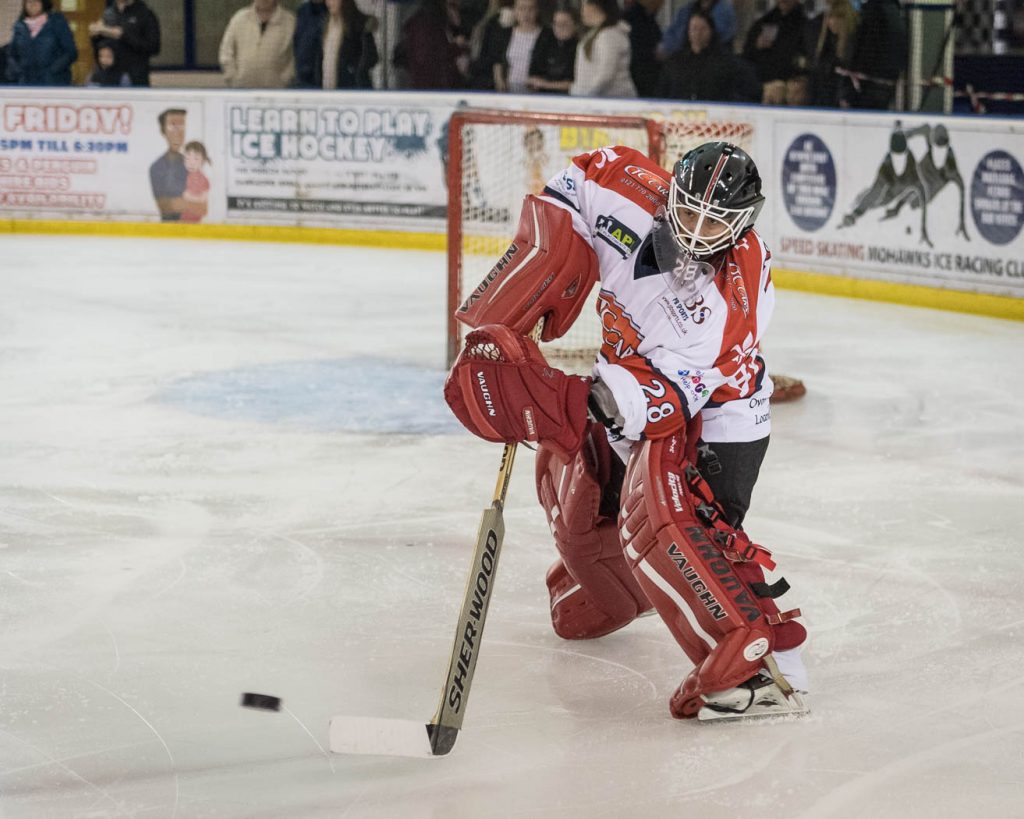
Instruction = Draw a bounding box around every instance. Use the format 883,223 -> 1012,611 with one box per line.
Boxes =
538,424 -> 652,640
619,427 -> 804,718
670,629 -> 766,718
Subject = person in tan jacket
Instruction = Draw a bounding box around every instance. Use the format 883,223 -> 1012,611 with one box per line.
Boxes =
219,0 -> 296,88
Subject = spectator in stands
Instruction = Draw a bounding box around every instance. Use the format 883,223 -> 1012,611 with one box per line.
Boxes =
293,0 -> 325,82
570,0 -> 636,97
623,0 -> 662,98
88,0 -> 160,87
293,0 -> 377,89
393,0 -> 469,90
0,1 -> 18,83
468,0 -> 514,89
219,0 -> 296,88
459,0 -> 490,34
527,4 -> 578,94
841,0 -> 905,109
730,44 -> 763,102
809,0 -> 857,107
85,39 -> 131,86
742,0 -> 810,105
7,0 -> 77,86
494,0 -> 549,93
656,11 -> 735,101
657,0 -> 737,58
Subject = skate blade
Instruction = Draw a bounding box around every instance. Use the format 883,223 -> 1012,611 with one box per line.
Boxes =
697,692 -> 809,723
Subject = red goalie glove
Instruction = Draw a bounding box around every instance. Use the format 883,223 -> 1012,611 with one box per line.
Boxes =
444,324 -> 591,461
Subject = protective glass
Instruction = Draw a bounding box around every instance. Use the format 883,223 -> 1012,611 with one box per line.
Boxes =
652,207 -> 717,300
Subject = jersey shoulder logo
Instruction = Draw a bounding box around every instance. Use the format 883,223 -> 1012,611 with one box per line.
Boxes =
623,164 -> 670,198
611,162 -> 670,213
573,148 -> 667,213
595,214 -> 640,258
543,169 -> 580,211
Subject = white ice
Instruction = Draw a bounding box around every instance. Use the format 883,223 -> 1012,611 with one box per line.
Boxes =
1,235 -> 1022,818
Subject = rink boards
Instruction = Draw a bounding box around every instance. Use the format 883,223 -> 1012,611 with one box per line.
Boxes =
1,87 -> 1022,315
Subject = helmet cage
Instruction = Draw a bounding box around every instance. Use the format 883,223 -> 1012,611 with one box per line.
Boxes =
667,181 -> 756,259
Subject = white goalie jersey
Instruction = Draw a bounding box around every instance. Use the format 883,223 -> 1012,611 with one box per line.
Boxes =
540,145 -> 776,444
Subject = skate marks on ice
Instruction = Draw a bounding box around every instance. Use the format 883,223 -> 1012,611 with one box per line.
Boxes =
2,238 -> 1024,816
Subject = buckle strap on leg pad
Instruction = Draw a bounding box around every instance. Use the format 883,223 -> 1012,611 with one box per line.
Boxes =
751,578 -> 790,599
684,466 -> 776,571
767,608 -> 801,625
719,532 -> 776,571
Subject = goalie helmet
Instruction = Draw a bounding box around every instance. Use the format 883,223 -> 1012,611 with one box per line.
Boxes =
664,141 -> 765,260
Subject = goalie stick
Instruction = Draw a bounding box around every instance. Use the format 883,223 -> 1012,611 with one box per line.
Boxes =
329,325 -> 542,758
328,441 -> 517,757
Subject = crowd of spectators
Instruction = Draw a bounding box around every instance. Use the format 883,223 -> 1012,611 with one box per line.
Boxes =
386,0 -> 908,108
2,0 -> 159,87
0,0 -> 914,110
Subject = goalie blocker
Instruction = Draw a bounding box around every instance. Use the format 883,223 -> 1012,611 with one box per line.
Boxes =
445,325 -> 806,718
456,195 -> 599,344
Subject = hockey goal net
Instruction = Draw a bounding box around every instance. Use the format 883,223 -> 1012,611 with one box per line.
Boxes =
446,109 -> 754,369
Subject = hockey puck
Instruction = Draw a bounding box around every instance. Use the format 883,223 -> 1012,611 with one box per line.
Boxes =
241,692 -> 282,711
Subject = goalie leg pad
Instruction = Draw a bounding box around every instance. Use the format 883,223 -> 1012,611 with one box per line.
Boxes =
618,427 -> 805,718
537,424 -> 652,639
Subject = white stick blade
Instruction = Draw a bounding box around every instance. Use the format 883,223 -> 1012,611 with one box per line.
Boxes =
328,715 -> 437,758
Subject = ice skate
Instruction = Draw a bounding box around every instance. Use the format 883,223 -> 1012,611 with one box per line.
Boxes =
697,672 -> 809,722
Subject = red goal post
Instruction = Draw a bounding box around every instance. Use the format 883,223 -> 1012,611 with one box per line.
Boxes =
446,108 -> 754,368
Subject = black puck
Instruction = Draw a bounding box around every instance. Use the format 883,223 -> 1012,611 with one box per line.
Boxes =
241,692 -> 282,711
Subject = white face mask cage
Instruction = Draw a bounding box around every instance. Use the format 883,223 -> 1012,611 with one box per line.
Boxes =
667,178 -> 755,259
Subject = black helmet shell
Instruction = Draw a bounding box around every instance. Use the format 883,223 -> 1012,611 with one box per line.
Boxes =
665,141 -> 766,259
673,141 -> 765,216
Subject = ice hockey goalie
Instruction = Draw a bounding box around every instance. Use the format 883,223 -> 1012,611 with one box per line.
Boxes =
445,141 -> 809,721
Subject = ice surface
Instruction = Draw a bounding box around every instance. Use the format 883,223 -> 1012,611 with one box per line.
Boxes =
1,235 -> 1022,818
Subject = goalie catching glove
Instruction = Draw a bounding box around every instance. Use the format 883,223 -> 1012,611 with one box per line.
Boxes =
444,324 -> 591,462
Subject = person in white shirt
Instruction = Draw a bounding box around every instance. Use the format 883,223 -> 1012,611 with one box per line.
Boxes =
570,0 -> 637,97
293,0 -> 377,89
